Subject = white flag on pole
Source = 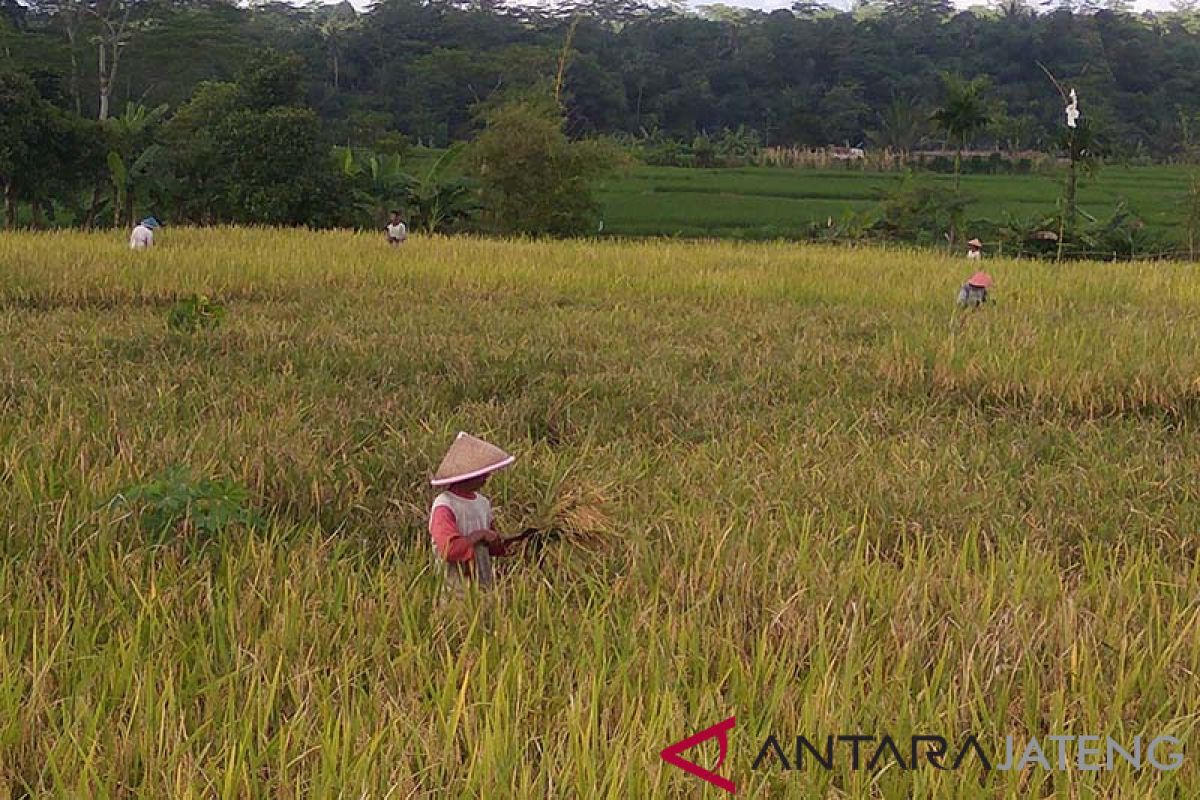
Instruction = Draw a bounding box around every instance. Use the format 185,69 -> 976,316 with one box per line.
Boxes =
1065,88 -> 1080,129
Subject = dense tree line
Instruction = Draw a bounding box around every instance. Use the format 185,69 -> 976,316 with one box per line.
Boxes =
6,0 -> 1200,237
1,36 -> 612,231
6,0 -> 1200,158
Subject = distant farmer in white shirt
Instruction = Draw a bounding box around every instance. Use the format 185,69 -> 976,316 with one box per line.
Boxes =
966,238 -> 983,260
386,210 -> 408,246
129,217 -> 161,250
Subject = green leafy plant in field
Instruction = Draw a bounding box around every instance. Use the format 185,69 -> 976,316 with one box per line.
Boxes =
105,102 -> 170,228
633,131 -> 696,167
400,145 -> 478,234
167,294 -> 225,333
631,126 -> 760,168
806,210 -> 874,244
108,465 -> 260,540
993,201 -> 1162,260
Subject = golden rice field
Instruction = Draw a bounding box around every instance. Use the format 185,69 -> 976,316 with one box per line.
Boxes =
1,229 -> 1199,797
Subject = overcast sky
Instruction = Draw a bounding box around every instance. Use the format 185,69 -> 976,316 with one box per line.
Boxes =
716,0 -> 1179,9
337,0 -> 1185,12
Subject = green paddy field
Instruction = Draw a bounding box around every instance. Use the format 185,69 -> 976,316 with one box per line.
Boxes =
597,165 -> 1194,242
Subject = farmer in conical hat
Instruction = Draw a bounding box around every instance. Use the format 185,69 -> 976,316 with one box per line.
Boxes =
428,432 -> 516,591
966,238 -> 983,261
957,270 -> 993,308
130,216 -> 161,250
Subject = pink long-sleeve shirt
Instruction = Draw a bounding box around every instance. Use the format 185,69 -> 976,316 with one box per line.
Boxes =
428,488 -> 510,562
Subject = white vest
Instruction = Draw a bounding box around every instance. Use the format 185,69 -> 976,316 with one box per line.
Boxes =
130,225 -> 154,249
430,491 -> 494,587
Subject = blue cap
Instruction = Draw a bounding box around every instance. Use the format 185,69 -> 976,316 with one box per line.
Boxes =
142,217 -> 161,229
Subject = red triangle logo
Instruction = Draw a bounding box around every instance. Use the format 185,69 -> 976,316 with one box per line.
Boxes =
659,716 -> 737,794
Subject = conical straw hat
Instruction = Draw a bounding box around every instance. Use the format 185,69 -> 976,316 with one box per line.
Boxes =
967,271 -> 994,288
967,238 -> 983,247
431,432 -> 515,486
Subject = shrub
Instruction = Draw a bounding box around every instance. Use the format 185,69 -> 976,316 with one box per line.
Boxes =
872,176 -> 972,245
167,294 -> 225,333
373,131 -> 411,159
468,96 -> 618,237
108,465 -> 260,541
640,138 -> 696,167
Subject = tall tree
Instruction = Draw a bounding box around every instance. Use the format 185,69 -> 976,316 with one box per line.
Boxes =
0,67 -> 103,226
160,49 -> 344,226
0,69 -> 43,226
30,0 -> 86,114
88,0 -> 137,120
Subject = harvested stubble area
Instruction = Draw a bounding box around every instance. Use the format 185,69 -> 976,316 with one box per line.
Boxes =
1,229 -> 1198,798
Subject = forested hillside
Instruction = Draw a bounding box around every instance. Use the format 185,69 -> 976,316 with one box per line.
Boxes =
5,0 -> 1200,158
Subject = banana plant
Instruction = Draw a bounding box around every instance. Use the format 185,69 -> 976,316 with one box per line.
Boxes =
105,101 -> 168,227
107,144 -> 163,231
112,101 -> 169,137
995,210 -> 1060,258
400,145 -> 478,234
336,146 -> 408,222
336,144 -> 477,233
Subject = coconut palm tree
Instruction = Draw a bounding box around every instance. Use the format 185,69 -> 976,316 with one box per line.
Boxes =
931,73 -> 991,193
866,96 -> 929,158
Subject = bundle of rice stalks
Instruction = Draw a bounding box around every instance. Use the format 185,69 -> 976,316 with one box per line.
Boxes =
516,467 -> 618,555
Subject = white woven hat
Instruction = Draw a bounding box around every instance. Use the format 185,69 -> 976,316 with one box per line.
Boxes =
431,432 -> 515,486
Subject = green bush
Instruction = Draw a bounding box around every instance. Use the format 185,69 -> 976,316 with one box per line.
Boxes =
108,465 -> 260,542
167,294 -> 225,333
639,137 -> 696,167
871,177 -> 972,245
633,127 -> 761,168
468,96 -> 618,237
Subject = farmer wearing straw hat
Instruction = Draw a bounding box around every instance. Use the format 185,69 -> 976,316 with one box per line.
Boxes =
957,270 -> 993,308
966,238 -> 983,260
429,432 -> 516,591
129,217 -> 161,250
